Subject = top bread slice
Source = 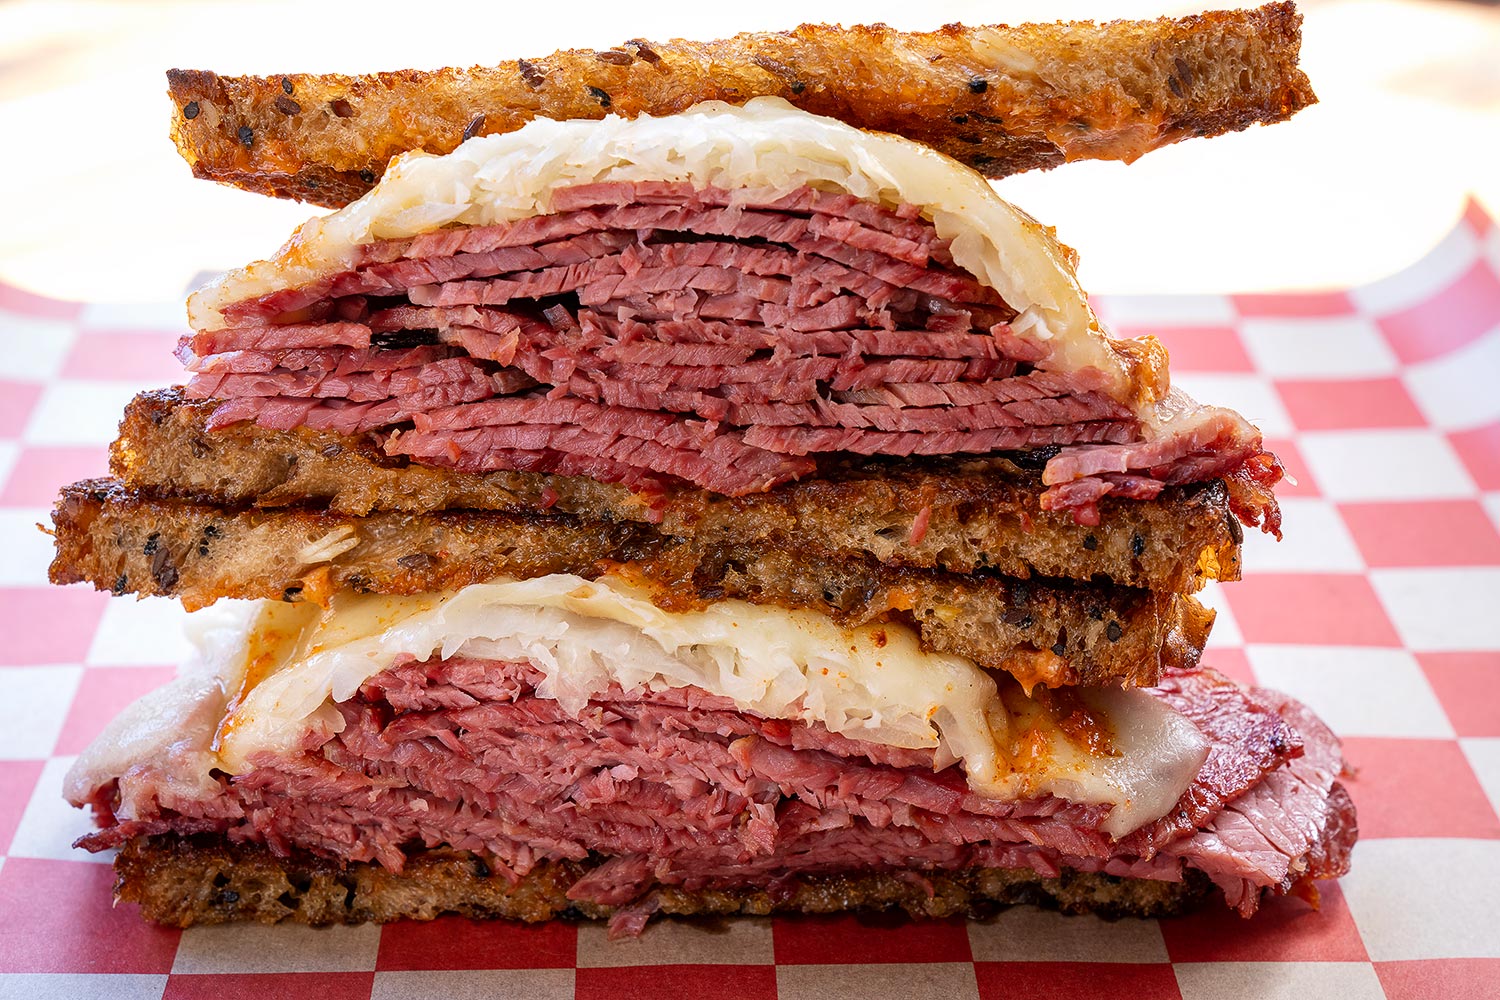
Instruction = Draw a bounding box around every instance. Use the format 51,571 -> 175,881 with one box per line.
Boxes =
166,3 -> 1314,208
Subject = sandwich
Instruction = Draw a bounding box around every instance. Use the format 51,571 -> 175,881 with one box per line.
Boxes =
50,3 -> 1355,935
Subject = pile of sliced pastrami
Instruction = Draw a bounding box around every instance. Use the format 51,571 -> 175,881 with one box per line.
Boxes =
182,181 -> 1277,520
77,658 -> 1355,932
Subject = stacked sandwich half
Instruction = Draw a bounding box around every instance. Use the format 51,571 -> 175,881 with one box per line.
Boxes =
50,4 -> 1356,933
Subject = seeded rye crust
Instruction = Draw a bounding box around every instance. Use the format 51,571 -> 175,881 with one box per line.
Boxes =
111,389 -> 1242,595
164,4 -> 1313,208
50,478 -> 1212,688
115,834 -> 1212,928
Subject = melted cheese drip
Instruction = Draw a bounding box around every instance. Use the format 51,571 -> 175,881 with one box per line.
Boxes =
135,574 -> 1209,838
188,97 -> 1128,397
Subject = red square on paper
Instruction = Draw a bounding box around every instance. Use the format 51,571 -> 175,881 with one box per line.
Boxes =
1341,737 -> 1500,840
1340,500 -> 1500,568
63,330 -> 186,384
0,587 -> 109,664
163,972 -> 376,1000
1264,437 -> 1320,497
1418,652 -> 1500,737
55,665 -> 178,755
377,914 -> 576,970
1462,198 -> 1495,236
0,283 -> 81,321
0,858 -> 180,973
1223,574 -> 1401,647
0,445 -> 109,505
576,964 -> 776,1000
1378,258 -> 1500,364
1447,423 -> 1500,491
1377,958 -> 1500,1000
1134,326 -> 1253,372
0,760 -> 43,853
1276,378 -> 1425,431
0,382 -> 43,438
1161,882 -> 1366,963
1231,290 -> 1356,318
773,912 -> 971,965
974,962 -> 1181,1000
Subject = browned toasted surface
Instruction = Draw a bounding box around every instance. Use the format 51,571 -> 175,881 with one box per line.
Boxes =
49,478 -> 1211,687
113,389 -> 1242,594
165,4 -> 1314,207
114,834 -> 1213,928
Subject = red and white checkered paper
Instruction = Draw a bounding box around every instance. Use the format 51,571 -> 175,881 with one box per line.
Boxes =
1,201 -> 1498,1000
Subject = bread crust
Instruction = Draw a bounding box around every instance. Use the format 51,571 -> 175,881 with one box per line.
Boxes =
49,477 -> 1212,688
111,389 -> 1243,594
165,4 -> 1315,207
113,834 -> 1214,928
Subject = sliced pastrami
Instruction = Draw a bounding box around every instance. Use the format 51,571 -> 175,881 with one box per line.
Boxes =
391,422 -> 813,496
75,659 -> 1351,925
1038,400 -> 1281,532
184,181 -> 1278,512
743,420 -> 1137,458
188,321 -> 372,355
226,194 -> 994,326
187,356 -> 496,408
181,344 -> 460,376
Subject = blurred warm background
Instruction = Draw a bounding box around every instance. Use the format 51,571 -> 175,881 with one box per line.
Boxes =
0,0 -> 1497,304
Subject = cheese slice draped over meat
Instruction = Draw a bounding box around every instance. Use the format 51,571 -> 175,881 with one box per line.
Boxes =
188,97 -> 1162,405
70,574 -> 1208,838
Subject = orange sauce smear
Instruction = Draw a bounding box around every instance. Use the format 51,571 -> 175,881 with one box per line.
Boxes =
211,625 -> 298,752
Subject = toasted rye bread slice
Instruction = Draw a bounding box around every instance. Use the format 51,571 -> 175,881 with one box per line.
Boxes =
49,478 -> 1211,688
113,834 -> 1213,928
112,389 -> 1243,594
165,4 -> 1314,208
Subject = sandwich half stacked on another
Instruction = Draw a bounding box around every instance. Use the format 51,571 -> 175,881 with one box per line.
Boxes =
50,3 -> 1356,935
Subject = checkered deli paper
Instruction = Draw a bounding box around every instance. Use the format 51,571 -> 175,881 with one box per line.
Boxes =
0,201 -> 1496,1000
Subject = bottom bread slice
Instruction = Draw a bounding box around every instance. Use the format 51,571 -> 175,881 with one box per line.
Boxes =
114,834 -> 1213,929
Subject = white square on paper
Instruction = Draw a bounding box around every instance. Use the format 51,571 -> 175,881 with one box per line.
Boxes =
1461,738 -> 1500,821
1299,430 -> 1476,501
967,908 -> 1167,962
0,315 -> 76,381
1246,645 -> 1453,738
0,666 -> 80,758
86,597 -> 194,667
576,915 -> 772,967
1482,493 -> 1500,537
1240,316 -> 1397,378
1174,962 -> 1384,1000
7,756 -> 107,863
1370,567 -> 1500,650
0,444 -> 18,493
23,382 -> 142,447
78,301 -> 185,331
0,509 -> 59,587
172,922 -> 381,974
1341,838 -> 1500,960
0,973 -> 168,1000
1403,327 -> 1500,430
1240,498 -> 1364,573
